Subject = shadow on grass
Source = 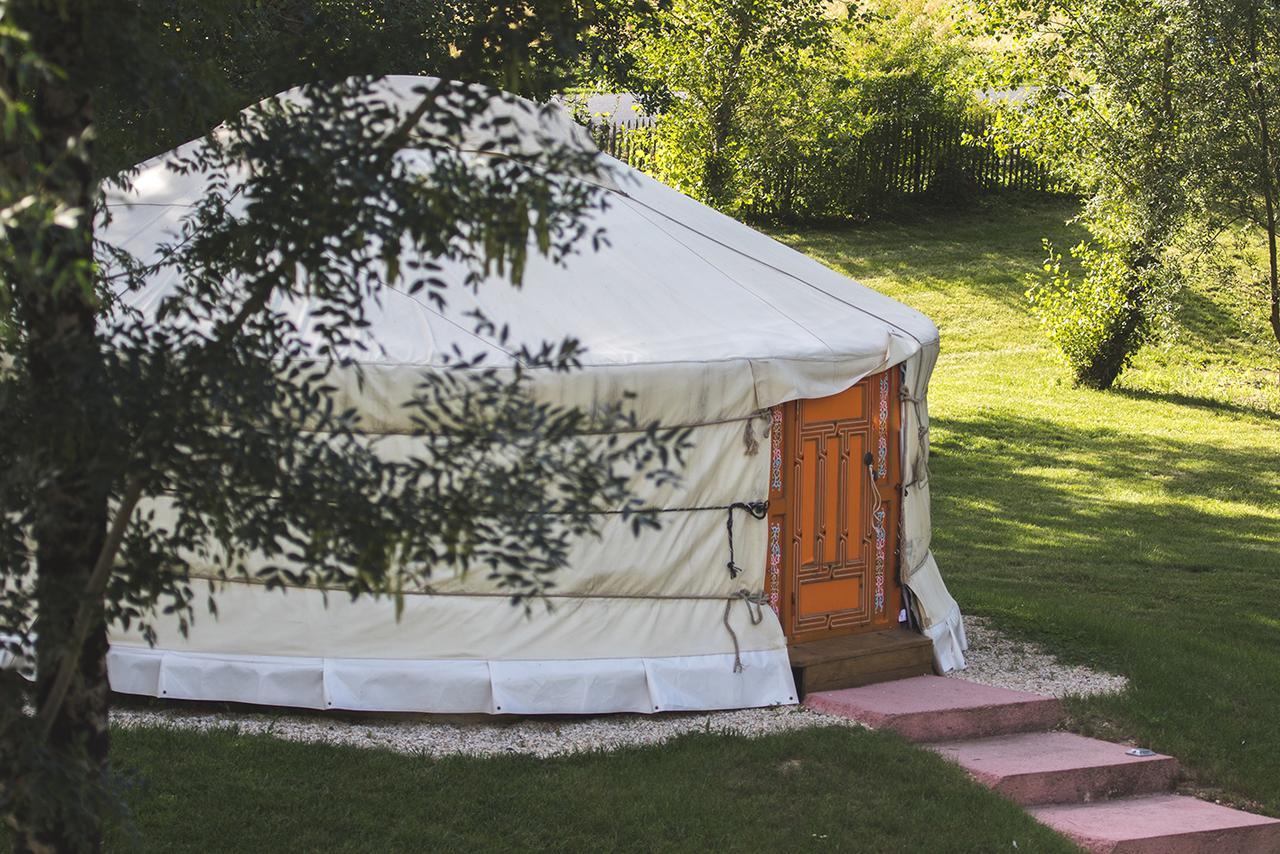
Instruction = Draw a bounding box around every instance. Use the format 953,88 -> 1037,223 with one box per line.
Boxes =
771,200 -> 1083,303
1174,283 -> 1263,350
930,411 -> 1280,579
1110,386 -> 1279,424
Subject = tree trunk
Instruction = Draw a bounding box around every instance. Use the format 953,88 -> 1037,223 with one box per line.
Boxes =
703,97 -> 737,208
1255,88 -> 1280,346
3,3 -> 111,851
1075,297 -> 1148,389
1265,194 -> 1280,347
1075,261 -> 1155,391
702,21 -> 750,210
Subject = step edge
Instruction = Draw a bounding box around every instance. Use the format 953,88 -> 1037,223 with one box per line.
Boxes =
993,765 -> 1183,807
801,664 -> 935,684
994,756 -> 1181,779
1029,795 -> 1280,834
1033,826 -> 1280,851
792,650 -> 935,667
1031,821 -> 1280,848
941,751 -> 1181,775
876,696 -> 1064,723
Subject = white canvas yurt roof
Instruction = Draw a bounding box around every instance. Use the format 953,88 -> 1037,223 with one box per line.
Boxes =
103,76 -> 967,715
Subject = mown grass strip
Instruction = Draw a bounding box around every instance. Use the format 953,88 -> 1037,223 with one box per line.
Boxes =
105,724 -> 1078,853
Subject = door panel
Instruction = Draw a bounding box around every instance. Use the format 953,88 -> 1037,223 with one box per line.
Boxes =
820,434 -> 840,564
841,433 -> 867,560
798,576 -> 863,618
798,439 -> 818,566
803,384 -> 866,423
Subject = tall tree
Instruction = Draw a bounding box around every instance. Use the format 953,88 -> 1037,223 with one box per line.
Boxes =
1177,0 -> 1280,347
981,0 -> 1193,388
0,2 -> 673,850
984,0 -> 1280,387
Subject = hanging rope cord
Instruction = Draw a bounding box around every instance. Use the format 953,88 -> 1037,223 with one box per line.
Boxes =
864,453 -> 886,531
899,387 -> 930,491
725,500 -> 769,579
723,589 -> 767,672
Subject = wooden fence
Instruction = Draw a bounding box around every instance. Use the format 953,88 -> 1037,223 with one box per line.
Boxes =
843,114 -> 1066,196
589,117 -> 658,169
589,113 -> 1068,219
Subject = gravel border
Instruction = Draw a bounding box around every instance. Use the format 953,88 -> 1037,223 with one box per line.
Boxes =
111,703 -> 856,758
951,615 -> 1128,698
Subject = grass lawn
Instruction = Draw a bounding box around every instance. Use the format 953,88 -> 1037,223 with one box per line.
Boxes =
773,198 -> 1280,815
99,725 -> 1076,852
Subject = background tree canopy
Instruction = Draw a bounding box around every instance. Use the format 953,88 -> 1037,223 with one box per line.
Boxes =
593,0 -> 1278,386
623,0 -> 984,221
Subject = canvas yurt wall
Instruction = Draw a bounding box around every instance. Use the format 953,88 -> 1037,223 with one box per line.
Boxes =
102,76 -> 967,715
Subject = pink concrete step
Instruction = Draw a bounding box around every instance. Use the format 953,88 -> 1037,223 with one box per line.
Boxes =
929,731 -> 1179,805
1030,794 -> 1280,854
804,675 -> 1062,742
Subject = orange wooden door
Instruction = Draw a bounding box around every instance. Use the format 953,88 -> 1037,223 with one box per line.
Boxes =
766,368 -> 902,643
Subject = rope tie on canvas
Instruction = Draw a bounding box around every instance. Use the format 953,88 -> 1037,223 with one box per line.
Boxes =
725,501 -> 769,579
899,386 -> 931,493
205,577 -> 771,606
741,409 -> 771,455
903,467 -> 930,492
722,588 -> 768,672
584,499 -> 770,579
195,494 -> 772,673
545,500 -> 766,517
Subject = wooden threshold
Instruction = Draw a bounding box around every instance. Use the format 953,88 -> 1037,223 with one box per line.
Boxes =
789,628 -> 935,698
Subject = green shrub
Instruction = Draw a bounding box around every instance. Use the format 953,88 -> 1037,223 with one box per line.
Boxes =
1029,238 -> 1179,387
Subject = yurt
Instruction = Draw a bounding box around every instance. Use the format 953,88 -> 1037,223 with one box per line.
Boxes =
102,76 -> 968,715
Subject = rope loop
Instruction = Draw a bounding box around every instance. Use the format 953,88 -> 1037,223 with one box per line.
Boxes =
732,500 -> 770,520
725,500 -> 769,578
723,588 -> 769,672
742,409 -> 771,456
